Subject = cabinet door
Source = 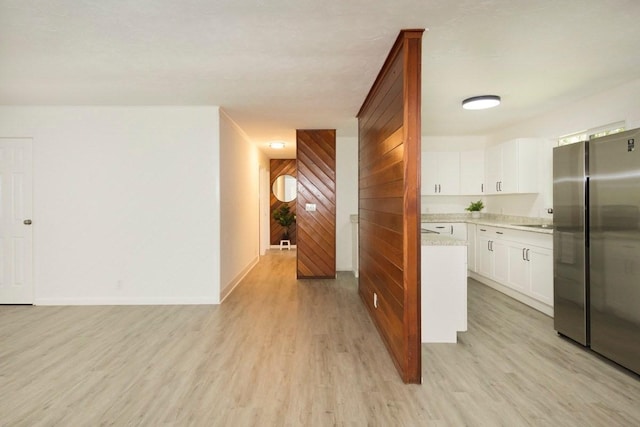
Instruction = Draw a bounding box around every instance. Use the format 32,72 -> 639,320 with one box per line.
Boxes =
421,155 -> 439,195
451,223 -> 467,241
516,139 -> 539,194
493,239 -> 509,282
528,246 -> 553,306
507,244 -> 529,292
477,235 -> 494,278
484,144 -> 502,194
501,140 -> 519,193
467,224 -> 477,272
438,152 -> 460,195
460,150 -> 485,195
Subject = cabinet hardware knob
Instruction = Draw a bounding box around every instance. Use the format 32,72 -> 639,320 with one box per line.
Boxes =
23,219 -> 32,225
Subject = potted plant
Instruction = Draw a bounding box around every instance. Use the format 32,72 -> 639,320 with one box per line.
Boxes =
272,205 -> 296,240
465,200 -> 484,218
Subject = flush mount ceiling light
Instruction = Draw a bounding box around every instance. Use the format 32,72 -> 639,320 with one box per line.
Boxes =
462,95 -> 501,110
269,142 -> 285,149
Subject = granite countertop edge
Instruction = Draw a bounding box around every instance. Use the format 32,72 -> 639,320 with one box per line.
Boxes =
350,213 -> 554,235
421,234 -> 468,246
420,213 -> 554,235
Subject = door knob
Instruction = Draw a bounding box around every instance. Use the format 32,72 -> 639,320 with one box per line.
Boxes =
23,219 -> 32,225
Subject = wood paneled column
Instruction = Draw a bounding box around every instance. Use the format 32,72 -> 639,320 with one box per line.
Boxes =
357,29 -> 424,383
296,129 -> 336,279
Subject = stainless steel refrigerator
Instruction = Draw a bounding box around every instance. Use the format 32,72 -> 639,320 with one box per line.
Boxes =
554,128 -> 640,375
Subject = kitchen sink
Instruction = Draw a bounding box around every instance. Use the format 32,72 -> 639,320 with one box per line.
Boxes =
515,224 -> 554,229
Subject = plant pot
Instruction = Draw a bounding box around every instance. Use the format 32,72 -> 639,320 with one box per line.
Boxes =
471,211 -> 481,219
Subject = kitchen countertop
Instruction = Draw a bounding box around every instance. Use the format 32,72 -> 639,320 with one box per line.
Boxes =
421,213 -> 554,235
421,232 -> 468,246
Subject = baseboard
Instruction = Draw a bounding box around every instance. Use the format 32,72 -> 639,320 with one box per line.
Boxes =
468,271 -> 554,317
220,256 -> 259,303
34,296 -> 218,306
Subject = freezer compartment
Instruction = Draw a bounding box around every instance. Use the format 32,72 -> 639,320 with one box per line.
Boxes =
553,141 -> 588,345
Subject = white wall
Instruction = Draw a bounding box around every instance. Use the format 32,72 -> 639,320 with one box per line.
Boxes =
485,78 -> 640,218
0,106 -> 221,304
336,135 -> 358,271
219,110 -> 267,299
422,135 -> 488,151
489,78 -> 640,143
422,78 -> 640,218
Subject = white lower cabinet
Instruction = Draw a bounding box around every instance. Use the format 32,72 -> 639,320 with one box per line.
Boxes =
422,222 -> 467,240
507,244 -> 530,293
528,246 -> 553,306
506,242 -> 553,306
477,233 -> 493,277
467,224 -> 476,272
473,225 -> 553,313
493,239 -> 509,284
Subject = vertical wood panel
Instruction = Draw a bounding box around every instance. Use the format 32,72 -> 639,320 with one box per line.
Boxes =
296,129 -> 336,279
270,159 -> 297,245
357,29 -> 423,384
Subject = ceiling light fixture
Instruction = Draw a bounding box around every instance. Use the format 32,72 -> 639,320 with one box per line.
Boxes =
269,142 -> 285,149
462,95 -> 501,110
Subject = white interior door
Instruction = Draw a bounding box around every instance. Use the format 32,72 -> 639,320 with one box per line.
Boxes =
0,138 -> 33,304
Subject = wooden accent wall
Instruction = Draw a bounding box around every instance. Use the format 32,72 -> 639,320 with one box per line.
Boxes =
296,129 -> 336,279
357,30 -> 423,383
270,159 -> 297,245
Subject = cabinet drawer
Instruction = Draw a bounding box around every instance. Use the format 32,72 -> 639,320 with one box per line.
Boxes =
476,226 -> 551,249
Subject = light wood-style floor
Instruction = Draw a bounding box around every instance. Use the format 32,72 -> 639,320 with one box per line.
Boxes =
1,250 -> 639,426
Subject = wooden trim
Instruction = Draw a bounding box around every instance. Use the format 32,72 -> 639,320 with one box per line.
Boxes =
357,29 -> 424,384
401,33 -> 422,383
357,29 -> 425,119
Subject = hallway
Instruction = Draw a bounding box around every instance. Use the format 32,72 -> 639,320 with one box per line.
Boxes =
0,250 -> 639,425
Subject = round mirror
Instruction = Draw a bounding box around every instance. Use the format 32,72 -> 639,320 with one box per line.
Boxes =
272,174 -> 297,202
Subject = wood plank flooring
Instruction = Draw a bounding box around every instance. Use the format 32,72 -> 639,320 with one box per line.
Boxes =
1,249 -> 638,426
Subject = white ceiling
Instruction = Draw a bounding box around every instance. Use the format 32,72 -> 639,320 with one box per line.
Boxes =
2,0 -> 640,158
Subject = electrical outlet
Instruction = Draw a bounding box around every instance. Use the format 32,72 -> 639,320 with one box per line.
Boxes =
373,292 -> 378,308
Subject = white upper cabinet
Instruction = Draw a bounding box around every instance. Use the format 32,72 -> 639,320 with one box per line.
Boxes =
484,138 -> 540,194
421,152 -> 460,195
484,144 -> 502,194
460,149 -> 485,195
